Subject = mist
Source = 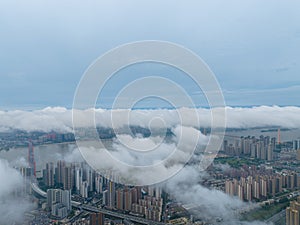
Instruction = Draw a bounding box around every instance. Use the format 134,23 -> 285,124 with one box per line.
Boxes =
0,105 -> 294,224
164,165 -> 273,225
74,126 -> 272,224
0,106 -> 300,132
0,159 -> 35,224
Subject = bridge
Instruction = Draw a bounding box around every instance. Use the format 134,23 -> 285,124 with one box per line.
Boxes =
31,182 -> 47,198
77,205 -> 165,225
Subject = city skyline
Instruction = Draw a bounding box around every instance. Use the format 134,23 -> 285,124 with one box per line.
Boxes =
0,1 -> 300,224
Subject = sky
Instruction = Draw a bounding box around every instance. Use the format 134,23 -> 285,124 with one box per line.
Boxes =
0,0 -> 300,109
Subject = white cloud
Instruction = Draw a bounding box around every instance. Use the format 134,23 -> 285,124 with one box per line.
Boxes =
76,125 -> 207,185
165,165 -> 272,225
0,159 -> 35,224
0,106 -> 299,132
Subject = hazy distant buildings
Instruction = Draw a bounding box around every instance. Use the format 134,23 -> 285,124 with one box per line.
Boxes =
223,135 -> 276,161
19,166 -> 33,195
28,141 -> 36,177
293,139 -> 300,150
297,149 -> 300,161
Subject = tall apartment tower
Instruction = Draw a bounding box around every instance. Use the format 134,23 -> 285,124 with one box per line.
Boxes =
267,143 -> 273,161
286,196 -> 300,225
47,189 -> 71,218
44,162 -> 55,187
63,166 -> 73,190
124,189 -> 132,211
116,189 -> 124,210
28,141 -> 36,177
90,213 -> 104,225
107,181 -> 116,209
56,160 -> 66,185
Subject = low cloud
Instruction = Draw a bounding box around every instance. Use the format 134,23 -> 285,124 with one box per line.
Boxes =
165,165 -> 272,225
0,105 -> 294,224
73,126 -> 269,224
0,106 -> 299,132
0,159 -> 35,224
78,125 -> 207,185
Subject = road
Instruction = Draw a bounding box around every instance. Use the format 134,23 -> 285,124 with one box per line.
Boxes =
264,209 -> 286,225
31,182 -> 164,225
79,205 -> 165,225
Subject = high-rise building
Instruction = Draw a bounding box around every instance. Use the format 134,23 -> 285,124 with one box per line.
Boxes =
267,143 -> 273,161
87,168 -> 94,192
237,184 -> 243,201
63,166 -> 73,190
75,167 -> 83,193
116,189 -> 124,210
131,187 -> 138,204
253,180 -> 260,199
81,181 -> 88,198
102,190 -> 108,206
19,167 -> 32,195
250,144 -> 256,158
225,180 -> 235,196
95,174 -> 103,193
47,189 -> 71,218
293,139 -> 300,150
28,141 -> 36,177
107,181 -> 115,209
297,149 -> 300,161
155,186 -> 162,199
56,160 -> 65,185
286,196 -> 300,225
245,182 -> 252,201
44,162 -> 55,187
90,213 -> 104,225
124,189 -> 132,211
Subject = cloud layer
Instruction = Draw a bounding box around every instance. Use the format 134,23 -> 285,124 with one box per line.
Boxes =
0,106 -> 300,132
0,159 -> 34,224
165,165 -> 272,225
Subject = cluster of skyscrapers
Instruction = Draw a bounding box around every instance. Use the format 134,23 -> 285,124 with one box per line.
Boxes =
47,189 -> 71,218
41,160 -> 163,222
223,135 -> 276,160
225,171 -> 300,201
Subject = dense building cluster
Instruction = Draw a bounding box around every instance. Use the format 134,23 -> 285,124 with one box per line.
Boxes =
223,135 -> 277,160
42,160 -> 163,222
13,133 -> 300,224
47,189 -> 71,218
225,171 -> 300,201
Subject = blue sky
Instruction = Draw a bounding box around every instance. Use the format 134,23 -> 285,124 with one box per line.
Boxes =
0,0 -> 299,109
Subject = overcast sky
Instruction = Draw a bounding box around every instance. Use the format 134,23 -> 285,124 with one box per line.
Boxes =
0,0 -> 299,109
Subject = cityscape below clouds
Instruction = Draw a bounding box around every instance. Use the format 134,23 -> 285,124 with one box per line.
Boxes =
0,1 -> 300,225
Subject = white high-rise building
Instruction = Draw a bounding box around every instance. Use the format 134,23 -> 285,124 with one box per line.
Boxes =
80,181 -> 89,198
95,175 -> 103,193
47,189 -> 71,218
